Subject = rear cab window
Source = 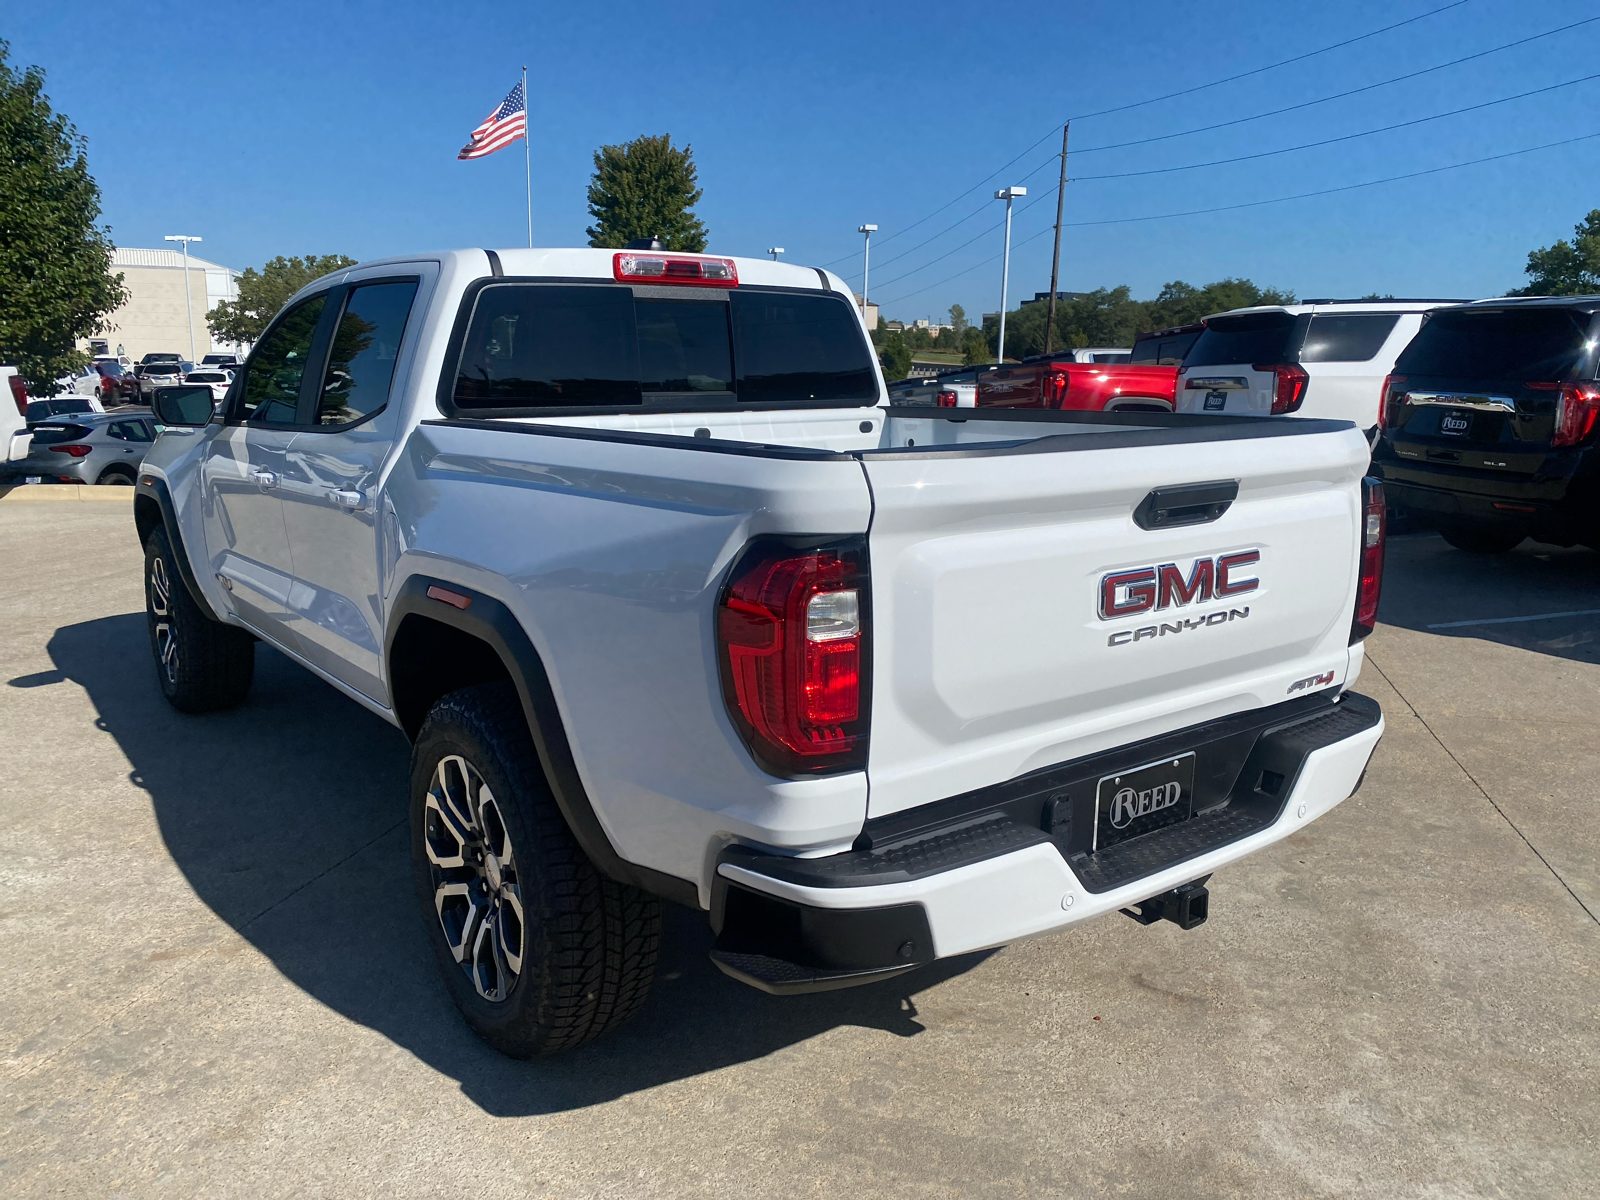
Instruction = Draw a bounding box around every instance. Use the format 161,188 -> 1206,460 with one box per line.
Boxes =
447,282 -> 876,413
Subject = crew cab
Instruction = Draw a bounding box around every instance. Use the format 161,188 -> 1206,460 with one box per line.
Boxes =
976,353 -> 1178,411
134,247 -> 1385,1058
1374,296 -> 1600,552
1175,301 -> 1464,430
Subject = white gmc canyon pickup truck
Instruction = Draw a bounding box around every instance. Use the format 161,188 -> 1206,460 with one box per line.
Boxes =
134,247 -> 1385,1058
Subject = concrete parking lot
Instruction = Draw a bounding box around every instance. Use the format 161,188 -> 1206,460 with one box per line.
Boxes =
2,498 -> 1596,1197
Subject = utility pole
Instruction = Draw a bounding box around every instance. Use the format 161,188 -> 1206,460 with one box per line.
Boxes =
164,234 -> 202,361
994,188 -> 1025,364
1043,123 -> 1070,356
858,225 -> 877,317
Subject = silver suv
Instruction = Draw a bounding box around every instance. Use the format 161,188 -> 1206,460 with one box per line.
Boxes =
4,412 -> 157,485
1175,300 -> 1468,430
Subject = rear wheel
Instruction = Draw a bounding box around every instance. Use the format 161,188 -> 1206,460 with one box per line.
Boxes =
410,682 -> 660,1058
1438,523 -> 1525,554
144,528 -> 255,711
96,467 -> 134,485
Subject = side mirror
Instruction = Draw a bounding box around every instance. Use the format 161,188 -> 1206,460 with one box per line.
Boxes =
151,385 -> 216,427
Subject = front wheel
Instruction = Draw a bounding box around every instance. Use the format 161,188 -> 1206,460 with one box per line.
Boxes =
410,682 -> 661,1058
144,528 -> 255,711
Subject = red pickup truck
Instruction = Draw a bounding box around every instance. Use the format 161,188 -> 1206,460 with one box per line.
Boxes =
976,353 -> 1178,412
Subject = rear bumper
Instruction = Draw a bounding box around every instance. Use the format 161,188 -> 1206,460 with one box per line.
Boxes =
711,692 -> 1383,993
1375,444 -> 1599,542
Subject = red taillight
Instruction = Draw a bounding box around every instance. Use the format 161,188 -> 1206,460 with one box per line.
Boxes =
935,390 -> 958,408
1255,363 -> 1309,414
1351,477 -> 1385,643
1378,373 -> 1406,431
1539,381 -> 1600,447
8,374 -> 26,416
613,251 -> 738,288
717,538 -> 868,776
50,444 -> 93,457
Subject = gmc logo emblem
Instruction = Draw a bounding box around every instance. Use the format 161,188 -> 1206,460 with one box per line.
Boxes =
1099,551 -> 1260,620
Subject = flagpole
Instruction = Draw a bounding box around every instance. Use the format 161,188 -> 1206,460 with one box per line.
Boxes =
522,65 -> 532,249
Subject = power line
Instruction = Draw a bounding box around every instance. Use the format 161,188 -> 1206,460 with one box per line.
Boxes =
1070,74 -> 1600,182
873,130 -> 1600,308
817,0 -> 1471,267
834,12 -> 1597,290
1064,0 -> 1470,123
1069,14 -> 1600,158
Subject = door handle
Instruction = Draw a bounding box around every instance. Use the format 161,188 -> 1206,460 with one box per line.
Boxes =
250,469 -> 279,488
330,489 -> 366,508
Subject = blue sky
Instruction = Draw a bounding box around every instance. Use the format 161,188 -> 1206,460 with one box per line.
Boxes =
11,0 -> 1600,323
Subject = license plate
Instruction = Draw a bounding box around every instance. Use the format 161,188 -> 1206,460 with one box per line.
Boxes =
1439,410 -> 1472,436
1203,391 -> 1227,411
1095,752 -> 1196,851
23,476 -> 42,484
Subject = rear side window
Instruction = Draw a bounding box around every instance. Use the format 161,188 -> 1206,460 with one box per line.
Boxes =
1299,314 -> 1400,363
107,420 -> 154,442
1186,312 -> 1299,367
28,423 -> 91,445
1395,308 -> 1595,380
730,292 -> 877,403
454,285 -> 639,408
450,284 -> 876,410
316,280 -> 420,424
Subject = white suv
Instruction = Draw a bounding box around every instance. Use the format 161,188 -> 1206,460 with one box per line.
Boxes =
1175,300 -> 1467,431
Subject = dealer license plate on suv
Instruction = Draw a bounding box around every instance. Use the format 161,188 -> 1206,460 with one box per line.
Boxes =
1094,753 -> 1197,851
1439,409 -> 1472,436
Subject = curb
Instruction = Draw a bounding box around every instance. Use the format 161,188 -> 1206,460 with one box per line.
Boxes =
0,484 -> 137,504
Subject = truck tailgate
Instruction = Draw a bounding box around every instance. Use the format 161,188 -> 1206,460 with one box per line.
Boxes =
860,423 -> 1372,816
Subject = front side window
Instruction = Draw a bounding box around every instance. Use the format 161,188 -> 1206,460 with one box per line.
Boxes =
241,294 -> 327,423
316,280 -> 420,425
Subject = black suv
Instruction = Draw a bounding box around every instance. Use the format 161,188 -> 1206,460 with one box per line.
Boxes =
1373,297 -> 1600,552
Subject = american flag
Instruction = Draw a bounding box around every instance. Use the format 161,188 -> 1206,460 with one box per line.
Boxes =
458,80 -> 527,160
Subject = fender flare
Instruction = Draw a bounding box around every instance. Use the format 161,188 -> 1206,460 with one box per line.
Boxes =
135,473 -> 220,621
386,574 -> 700,909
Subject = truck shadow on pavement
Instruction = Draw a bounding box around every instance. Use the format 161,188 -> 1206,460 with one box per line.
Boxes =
42,613 -> 991,1116
1378,535 -> 1600,665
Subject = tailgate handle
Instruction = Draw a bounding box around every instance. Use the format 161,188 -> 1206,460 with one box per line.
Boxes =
1133,480 -> 1238,531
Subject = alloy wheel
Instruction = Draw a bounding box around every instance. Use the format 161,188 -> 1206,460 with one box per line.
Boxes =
423,754 -> 526,1002
149,555 -> 178,684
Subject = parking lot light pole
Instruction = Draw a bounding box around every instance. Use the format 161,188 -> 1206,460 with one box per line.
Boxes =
993,189 -> 1025,364
858,225 -> 877,317
768,247 -> 785,261
164,235 -> 203,362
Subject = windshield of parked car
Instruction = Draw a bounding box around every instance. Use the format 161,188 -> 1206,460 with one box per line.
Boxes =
452,283 -> 877,410
27,399 -> 93,420
1395,308 -> 1595,380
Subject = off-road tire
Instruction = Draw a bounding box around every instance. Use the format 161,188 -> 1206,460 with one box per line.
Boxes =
144,527 -> 255,712
1438,523 -> 1525,555
410,682 -> 660,1058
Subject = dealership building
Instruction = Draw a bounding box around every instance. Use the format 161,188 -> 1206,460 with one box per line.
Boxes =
82,247 -> 243,362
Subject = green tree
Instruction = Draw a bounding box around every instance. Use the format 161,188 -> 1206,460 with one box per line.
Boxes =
1509,210 -> 1600,295
0,42 -> 126,390
903,324 -> 934,351
585,134 -> 708,251
1143,278 -> 1295,330
879,331 -> 912,381
207,254 -> 358,345
962,327 -> 993,366
947,303 -> 969,340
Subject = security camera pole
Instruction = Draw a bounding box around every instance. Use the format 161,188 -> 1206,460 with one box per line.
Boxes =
858,225 -> 877,316
993,188 -> 1025,364
164,235 -> 203,362
768,247 -> 785,261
